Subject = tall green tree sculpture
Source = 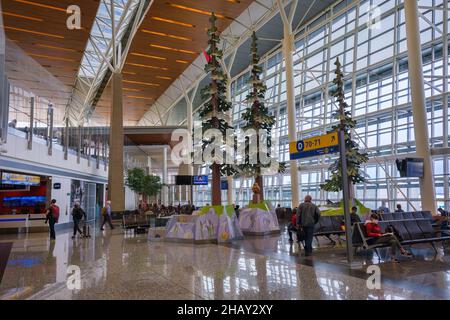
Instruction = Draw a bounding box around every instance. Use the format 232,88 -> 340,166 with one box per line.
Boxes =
198,13 -> 235,205
238,32 -> 284,201
320,58 -> 369,204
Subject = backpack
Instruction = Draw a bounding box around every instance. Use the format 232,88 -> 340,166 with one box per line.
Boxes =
73,208 -> 84,220
51,205 -> 60,222
101,207 -> 107,216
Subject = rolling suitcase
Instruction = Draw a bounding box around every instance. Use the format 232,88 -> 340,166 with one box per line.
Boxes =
83,223 -> 91,238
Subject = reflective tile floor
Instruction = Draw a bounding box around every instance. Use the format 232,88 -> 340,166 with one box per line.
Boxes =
0,223 -> 450,300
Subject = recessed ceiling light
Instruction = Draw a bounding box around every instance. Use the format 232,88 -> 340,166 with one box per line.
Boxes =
142,29 -> 192,41
27,53 -> 76,62
35,44 -> 78,52
123,88 -> 141,92
156,76 -> 172,80
150,44 -> 196,55
176,59 -> 189,64
123,71 -> 137,75
14,0 -> 66,12
150,17 -> 194,28
130,52 -> 166,60
126,62 -> 169,71
123,80 -> 160,87
167,3 -> 227,19
4,26 -> 64,39
127,95 -> 154,100
2,11 -> 43,22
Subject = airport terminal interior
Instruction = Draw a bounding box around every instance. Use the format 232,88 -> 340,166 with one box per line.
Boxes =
1,0 -> 450,300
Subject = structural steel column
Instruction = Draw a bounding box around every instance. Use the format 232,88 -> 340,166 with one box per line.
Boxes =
282,26 -> 300,209
162,145 -> 169,205
404,0 -> 437,213
28,97 -> 34,150
108,72 -> 125,212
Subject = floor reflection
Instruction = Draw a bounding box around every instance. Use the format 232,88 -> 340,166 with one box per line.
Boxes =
0,225 -> 448,300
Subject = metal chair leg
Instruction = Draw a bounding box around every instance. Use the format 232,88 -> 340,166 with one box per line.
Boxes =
315,236 -> 320,247
431,242 -> 438,254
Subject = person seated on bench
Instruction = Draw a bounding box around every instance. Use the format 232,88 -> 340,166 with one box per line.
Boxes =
339,207 -> 361,232
350,206 -> 361,225
288,208 -> 298,243
365,213 -> 412,263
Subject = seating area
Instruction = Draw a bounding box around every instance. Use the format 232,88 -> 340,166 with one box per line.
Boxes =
314,215 -> 345,244
379,211 -> 434,222
122,213 -> 151,234
353,218 -> 450,259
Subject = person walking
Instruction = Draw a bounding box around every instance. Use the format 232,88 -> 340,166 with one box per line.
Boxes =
297,195 -> 321,256
45,199 -> 60,241
71,202 -> 86,239
100,200 -> 114,231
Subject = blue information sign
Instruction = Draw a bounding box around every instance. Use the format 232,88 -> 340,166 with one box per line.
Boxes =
193,175 -> 208,185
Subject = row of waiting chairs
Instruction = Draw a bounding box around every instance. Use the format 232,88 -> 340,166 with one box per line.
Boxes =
312,212 -> 434,245
379,211 -> 433,222
353,218 -> 450,257
122,213 -> 150,233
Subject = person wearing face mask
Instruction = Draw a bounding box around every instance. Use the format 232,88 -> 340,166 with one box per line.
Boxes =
364,213 -> 412,263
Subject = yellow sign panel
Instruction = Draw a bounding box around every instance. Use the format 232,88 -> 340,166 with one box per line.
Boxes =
289,132 -> 339,160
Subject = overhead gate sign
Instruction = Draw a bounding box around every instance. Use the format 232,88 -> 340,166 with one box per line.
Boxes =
289,132 -> 339,160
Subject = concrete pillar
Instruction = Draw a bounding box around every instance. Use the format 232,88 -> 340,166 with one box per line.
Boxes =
108,72 -> 125,213
162,145 -> 169,205
282,27 -> 300,209
404,0 -> 437,213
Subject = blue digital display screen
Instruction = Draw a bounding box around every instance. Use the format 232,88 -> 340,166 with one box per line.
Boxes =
406,159 -> 424,178
193,175 -> 208,185
3,196 -> 46,207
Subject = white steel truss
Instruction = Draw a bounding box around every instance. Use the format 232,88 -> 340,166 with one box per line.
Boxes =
64,0 -> 153,126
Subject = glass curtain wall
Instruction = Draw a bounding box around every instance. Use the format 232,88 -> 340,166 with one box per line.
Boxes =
194,0 -> 450,211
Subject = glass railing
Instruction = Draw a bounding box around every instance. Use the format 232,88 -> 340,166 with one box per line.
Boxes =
6,106 -> 110,167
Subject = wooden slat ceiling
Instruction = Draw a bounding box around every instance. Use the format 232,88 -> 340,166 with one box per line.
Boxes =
1,0 -> 99,110
94,0 -> 254,125
2,0 -> 253,125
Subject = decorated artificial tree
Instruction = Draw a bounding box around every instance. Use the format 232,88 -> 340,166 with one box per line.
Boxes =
198,13 -> 235,205
238,32 -> 284,202
320,58 -> 369,205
